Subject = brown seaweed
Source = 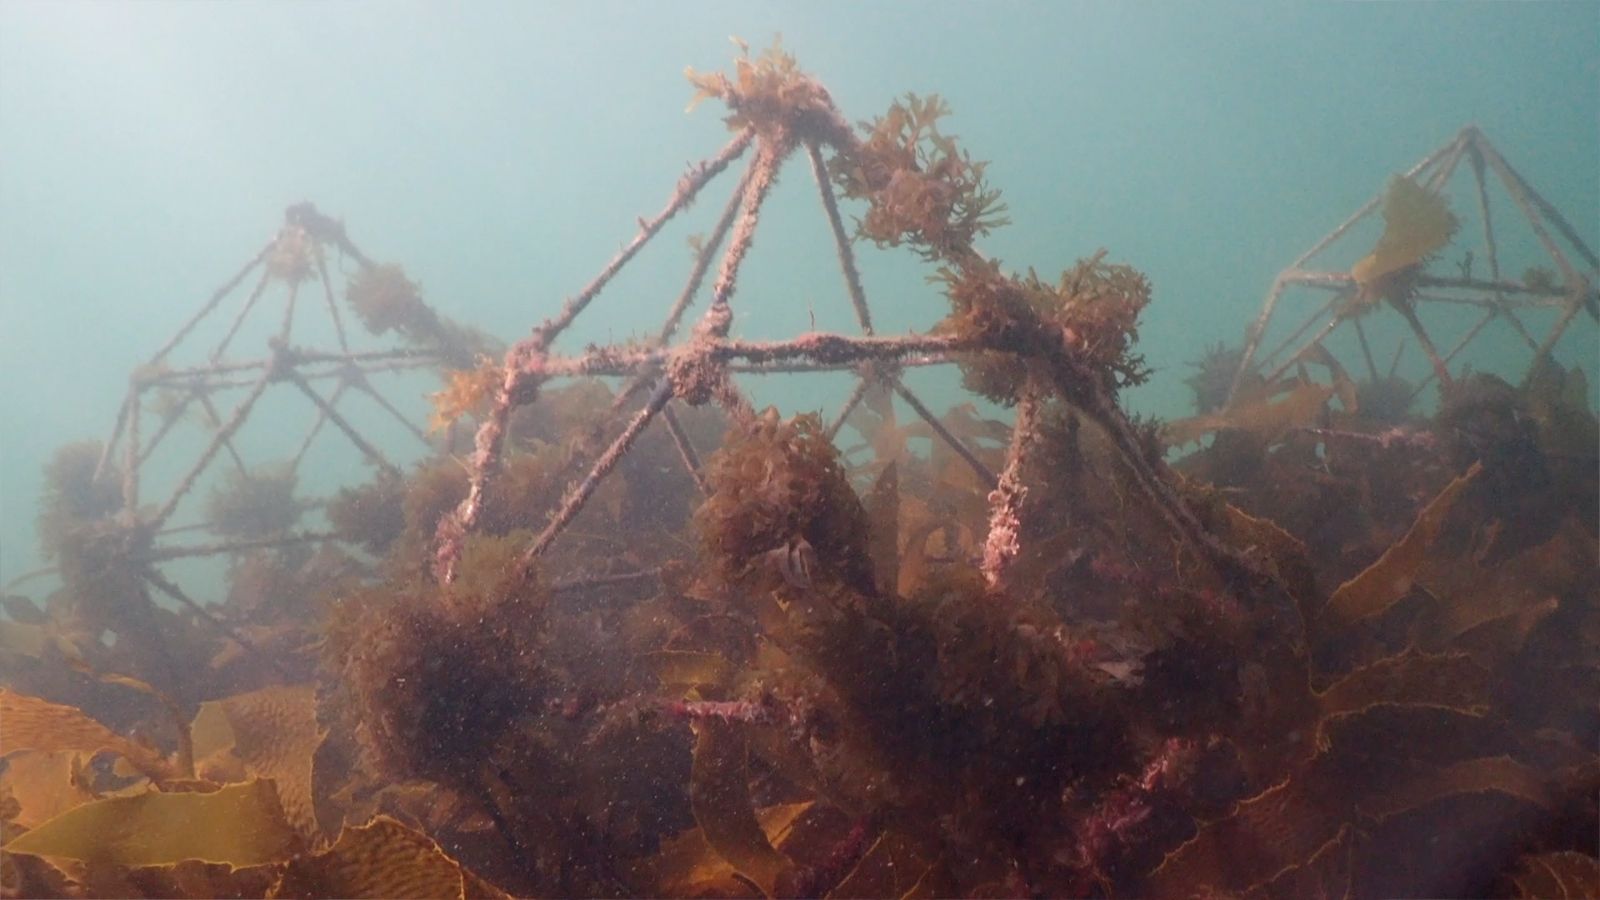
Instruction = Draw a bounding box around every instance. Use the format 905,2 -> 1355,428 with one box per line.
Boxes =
3,41 -> 1595,900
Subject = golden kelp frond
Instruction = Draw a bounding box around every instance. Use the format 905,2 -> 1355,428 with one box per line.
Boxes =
641,650 -> 734,692
0,750 -> 97,830
1218,501 -> 1318,609
1163,381 -> 1334,447
189,684 -> 324,840
2,778 -> 300,868
1325,462 -> 1481,624
11,46 -> 1594,899
269,815 -> 508,900
1351,175 -> 1458,299
1501,851 -> 1600,899
0,616 -> 58,665
1246,824 -> 1359,900
863,461 -> 901,596
0,689 -> 175,783
827,831 -> 943,900
428,356 -> 502,434
688,721 -> 793,898
1147,705 -> 1543,897
651,802 -> 812,898
1314,651 -> 1491,729
1525,363 -> 1600,462
1406,517 -> 1584,664
1358,754 -> 1554,821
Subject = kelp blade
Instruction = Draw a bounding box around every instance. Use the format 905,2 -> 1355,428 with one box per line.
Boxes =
3,778 -> 300,868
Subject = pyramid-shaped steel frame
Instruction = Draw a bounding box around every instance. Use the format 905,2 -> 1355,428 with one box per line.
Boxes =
429,59 -> 1262,608
431,128 -> 1005,588
1229,126 -> 1599,407
88,203 -> 447,645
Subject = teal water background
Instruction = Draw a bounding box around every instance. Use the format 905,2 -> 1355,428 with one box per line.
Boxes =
2,1 -> 1596,589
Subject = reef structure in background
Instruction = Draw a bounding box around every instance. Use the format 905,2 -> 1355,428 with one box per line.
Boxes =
10,202 -> 493,696
431,42 -> 1261,606
1,42 -> 1595,900
1229,125 -> 1599,411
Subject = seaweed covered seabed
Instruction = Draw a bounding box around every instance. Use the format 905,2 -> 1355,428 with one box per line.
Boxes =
3,45 -> 1597,899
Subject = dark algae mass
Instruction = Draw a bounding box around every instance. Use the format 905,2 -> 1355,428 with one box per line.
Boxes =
3,44 -> 1597,899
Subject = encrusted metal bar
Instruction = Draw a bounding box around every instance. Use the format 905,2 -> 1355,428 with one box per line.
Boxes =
211,267 -> 274,363
439,131 -> 757,583
893,381 -> 997,486
150,242 -> 271,366
142,565 -> 290,679
512,380 -> 676,583
355,376 -> 433,448
289,379 -> 344,471
314,242 -> 350,353
1353,318 -> 1380,382
983,382 -> 1041,590
1287,131 -> 1461,271
825,376 -> 873,442
138,530 -> 338,562
285,370 -> 400,475
807,140 -> 874,334
148,366 -> 275,532
95,390 -> 134,483
659,404 -> 711,496
1467,143 -> 1540,353
1406,308 -> 1496,403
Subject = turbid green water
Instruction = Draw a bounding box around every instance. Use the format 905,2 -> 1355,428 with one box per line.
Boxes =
2,0 -> 1595,586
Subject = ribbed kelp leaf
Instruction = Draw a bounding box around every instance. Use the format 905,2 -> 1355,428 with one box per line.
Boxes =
1351,176 -> 1458,295
190,684 -> 324,838
1315,651 -> 1490,729
268,815 -> 506,900
654,802 -> 812,898
1222,502 -> 1319,609
897,865 -> 953,900
0,750 -> 96,829
1004,528 -> 1083,598
895,496 -> 945,597
642,651 -> 734,691
1151,701 -> 1506,896
0,688 -> 173,781
1146,769 -> 1341,896
1162,382 -> 1333,447
864,461 -> 900,596
129,860 -> 285,900
1359,755 -> 1553,821
0,599 -> 88,667
1410,518 -> 1584,662
86,669 -> 194,778
0,619 -> 49,661
1243,823 -> 1358,900
1326,462 -> 1481,625
689,720 -> 794,897
2,778 -> 299,867
1503,851 -> 1600,899
0,834 -> 78,899
829,831 -> 938,900
1525,364 -> 1599,461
